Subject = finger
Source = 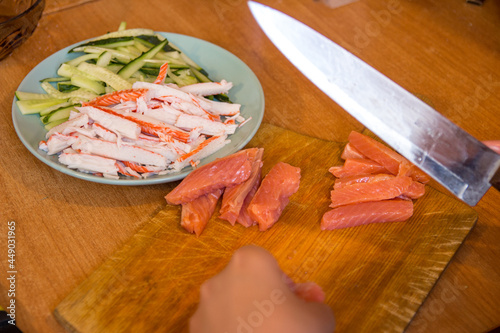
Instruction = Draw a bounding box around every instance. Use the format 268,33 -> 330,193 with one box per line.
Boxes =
293,281 -> 326,303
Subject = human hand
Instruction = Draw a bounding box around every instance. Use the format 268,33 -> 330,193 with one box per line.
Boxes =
189,245 -> 336,333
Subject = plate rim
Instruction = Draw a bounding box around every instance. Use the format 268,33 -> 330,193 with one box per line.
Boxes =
11,32 -> 265,185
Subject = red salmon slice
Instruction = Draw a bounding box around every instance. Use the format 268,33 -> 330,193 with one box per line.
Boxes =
400,181 -> 426,200
330,176 -> 413,208
219,148 -> 264,225
333,173 -> 395,190
181,188 -> 223,236
247,162 -> 301,231
341,143 -> 366,160
348,131 -> 429,182
398,162 -> 430,184
321,199 -> 414,230
234,168 -> 262,228
329,158 -> 389,178
165,149 -> 252,205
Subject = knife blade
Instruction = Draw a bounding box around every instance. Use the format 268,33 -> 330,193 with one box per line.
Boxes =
248,1 -> 500,206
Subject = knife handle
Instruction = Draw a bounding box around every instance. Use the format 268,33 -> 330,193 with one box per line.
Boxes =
492,168 -> 500,192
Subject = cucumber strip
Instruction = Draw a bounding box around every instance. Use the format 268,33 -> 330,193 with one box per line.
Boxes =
171,69 -> 198,86
117,45 -> 141,58
66,53 -> 100,67
43,105 -> 78,124
105,63 -> 123,73
118,21 -> 127,31
44,118 -> 67,131
96,51 -> 112,67
40,76 -> 71,83
57,63 -> 100,81
16,98 -> 69,115
41,81 -> 98,100
71,46 -> 133,63
117,40 -> 168,79
142,59 -> 187,69
90,29 -> 155,42
168,41 -> 203,70
57,82 -> 79,93
77,62 -> 132,91
190,66 -> 212,83
70,75 -> 106,95
39,101 -> 73,116
69,37 -> 135,53
136,35 -> 176,52
133,39 -> 151,53
15,91 -> 51,100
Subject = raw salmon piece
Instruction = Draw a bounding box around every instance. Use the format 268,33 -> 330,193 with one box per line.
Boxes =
400,181 -> 426,199
329,158 -> 389,178
165,149 -> 252,205
341,143 -> 366,160
181,188 -> 223,236
219,148 -> 264,225
333,173 -> 394,190
321,199 -> 414,230
247,162 -> 301,231
348,131 -> 429,182
235,168 -> 262,228
330,176 -> 413,208
398,162 -> 430,184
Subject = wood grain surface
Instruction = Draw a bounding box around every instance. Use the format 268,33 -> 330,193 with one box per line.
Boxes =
54,124 -> 477,333
0,0 -> 499,332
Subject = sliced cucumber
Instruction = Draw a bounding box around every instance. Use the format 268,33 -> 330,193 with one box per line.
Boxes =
96,51 -> 112,67
66,53 -> 100,67
39,101 -> 73,116
15,91 -> 51,101
42,105 -> 78,124
70,75 -> 105,95
77,62 -> 132,91
44,118 -> 67,130
69,37 -> 135,53
57,82 -> 79,93
190,66 -> 211,83
71,46 -> 133,63
117,39 -> 168,79
16,98 -> 69,115
90,29 -> 155,42
41,81 -> 98,100
57,63 -> 100,81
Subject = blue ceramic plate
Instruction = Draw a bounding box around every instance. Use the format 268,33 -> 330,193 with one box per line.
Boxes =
12,33 -> 265,185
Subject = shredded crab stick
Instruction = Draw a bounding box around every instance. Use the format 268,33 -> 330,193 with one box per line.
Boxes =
179,80 -> 233,96
72,136 -> 168,168
84,88 -> 148,107
77,106 -> 141,139
40,77 -> 248,178
59,153 -> 120,177
153,62 -> 169,84
181,188 -> 224,236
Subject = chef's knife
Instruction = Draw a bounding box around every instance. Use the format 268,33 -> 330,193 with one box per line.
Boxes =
248,1 -> 500,206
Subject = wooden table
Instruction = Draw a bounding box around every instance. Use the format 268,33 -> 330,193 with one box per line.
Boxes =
1,0 -> 499,332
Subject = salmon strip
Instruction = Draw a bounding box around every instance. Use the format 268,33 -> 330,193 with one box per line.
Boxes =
165,149 -> 253,205
400,181 -> 426,199
85,88 -> 148,107
321,199 -> 414,230
235,168 -> 262,228
247,162 -> 301,231
348,131 -> 429,182
154,62 -> 169,84
330,175 -> 413,208
398,162 -> 430,184
181,188 -> 223,236
219,148 -> 264,225
341,143 -> 366,160
333,173 -> 394,190
329,158 -> 389,178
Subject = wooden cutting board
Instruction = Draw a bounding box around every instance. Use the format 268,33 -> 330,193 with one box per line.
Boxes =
54,123 -> 477,333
